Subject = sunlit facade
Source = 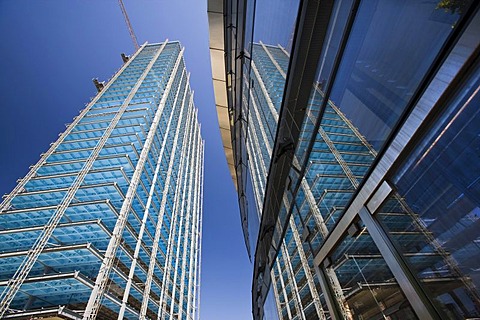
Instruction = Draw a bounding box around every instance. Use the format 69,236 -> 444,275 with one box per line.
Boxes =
0,41 -> 204,320
209,0 -> 480,319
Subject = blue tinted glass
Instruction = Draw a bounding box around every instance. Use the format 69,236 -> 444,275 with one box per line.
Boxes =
330,0 -> 460,150
329,230 -> 418,319
293,0 -> 465,254
243,0 -> 300,216
264,283 -> 281,320
378,65 -> 480,318
252,0 -> 299,52
246,168 -> 261,255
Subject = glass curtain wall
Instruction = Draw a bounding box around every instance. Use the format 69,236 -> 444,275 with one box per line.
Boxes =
220,0 -> 479,319
0,41 -> 203,320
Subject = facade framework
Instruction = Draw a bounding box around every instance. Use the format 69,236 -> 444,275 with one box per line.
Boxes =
0,41 -> 203,320
209,0 -> 480,319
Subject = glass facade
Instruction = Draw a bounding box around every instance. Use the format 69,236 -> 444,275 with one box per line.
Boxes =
0,41 -> 204,320
210,0 -> 480,319
377,58 -> 480,318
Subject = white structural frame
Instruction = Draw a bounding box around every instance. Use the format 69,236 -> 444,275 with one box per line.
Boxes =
251,52 -> 337,319
156,93 -> 194,319
117,66 -> 188,319
168,106 -> 198,319
83,42 -> 179,320
136,64 -> 188,319
192,140 -> 204,320
176,109 -> 199,319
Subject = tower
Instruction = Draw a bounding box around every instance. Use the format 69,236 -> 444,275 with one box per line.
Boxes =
0,41 -> 204,320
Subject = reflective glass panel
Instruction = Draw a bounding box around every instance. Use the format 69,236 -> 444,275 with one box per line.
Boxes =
264,283 -> 281,320
243,0 -> 300,214
327,225 -> 418,319
252,0 -> 299,54
246,168 -> 261,255
328,0 -> 462,150
378,63 -> 480,318
294,0 -> 467,254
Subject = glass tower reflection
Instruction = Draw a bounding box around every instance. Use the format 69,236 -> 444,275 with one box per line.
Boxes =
210,0 -> 480,318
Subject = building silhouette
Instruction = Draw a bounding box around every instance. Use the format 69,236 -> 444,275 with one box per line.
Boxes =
0,41 -> 204,320
208,0 -> 480,319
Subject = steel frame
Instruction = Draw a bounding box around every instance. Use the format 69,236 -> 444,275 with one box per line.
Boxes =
156,107 -> 192,319
117,66 -> 188,319
83,41 -> 172,319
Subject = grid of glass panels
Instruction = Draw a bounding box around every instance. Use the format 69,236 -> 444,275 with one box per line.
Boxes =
223,0 -> 478,319
0,41 -> 203,320
376,58 -> 480,319
275,0 -> 471,271
249,42 -> 396,320
226,0 -> 300,263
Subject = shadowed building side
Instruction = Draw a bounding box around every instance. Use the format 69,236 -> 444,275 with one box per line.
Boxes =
208,0 -> 480,319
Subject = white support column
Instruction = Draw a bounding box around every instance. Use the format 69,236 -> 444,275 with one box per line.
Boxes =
280,240 -> 306,320
0,42 -> 159,319
275,258 -> 293,319
192,140 -> 204,320
156,95 -> 194,319
246,110 -> 268,185
259,41 -> 287,79
246,128 -> 267,205
186,119 -> 202,319
281,172 -> 329,320
189,118 -> 201,319
316,126 -> 359,188
249,91 -> 273,155
117,69 -> 187,319
137,70 -> 190,319
83,43 -> 181,320
289,216 -> 327,319
163,100 -> 195,319
251,61 -> 279,123
169,108 -> 199,320
176,110 -> 199,319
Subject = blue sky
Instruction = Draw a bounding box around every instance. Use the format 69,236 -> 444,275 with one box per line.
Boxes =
0,1 -> 252,319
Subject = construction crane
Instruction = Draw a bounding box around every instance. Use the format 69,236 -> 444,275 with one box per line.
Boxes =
118,0 -> 139,50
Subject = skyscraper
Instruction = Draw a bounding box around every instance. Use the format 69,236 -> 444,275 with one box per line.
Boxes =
0,40 -> 204,320
209,0 -> 480,319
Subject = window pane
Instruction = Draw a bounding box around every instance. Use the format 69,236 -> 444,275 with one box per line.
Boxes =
329,0 -> 462,150
252,0 -> 299,54
378,66 -> 480,318
293,0 -> 467,254
327,227 -> 418,319
243,0 -> 301,213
